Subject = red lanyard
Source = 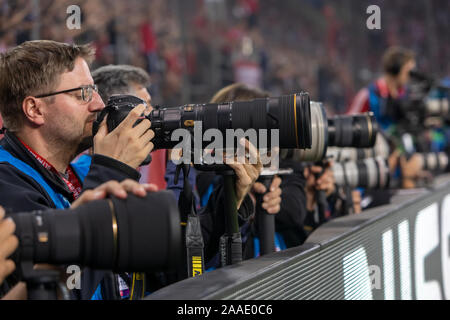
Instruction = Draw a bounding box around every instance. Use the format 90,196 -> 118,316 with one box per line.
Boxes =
18,138 -> 82,200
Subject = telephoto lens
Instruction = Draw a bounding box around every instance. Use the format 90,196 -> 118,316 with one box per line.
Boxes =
416,152 -> 449,173
279,101 -> 328,162
93,93 -> 313,150
333,157 -> 390,190
326,133 -> 390,162
328,113 -> 378,148
9,191 -> 182,273
280,102 -> 379,163
409,70 -> 449,115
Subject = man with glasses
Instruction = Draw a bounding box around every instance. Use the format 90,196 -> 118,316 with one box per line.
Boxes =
0,40 -> 157,299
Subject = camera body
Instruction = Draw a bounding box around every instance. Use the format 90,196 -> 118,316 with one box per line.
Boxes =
398,71 -> 450,134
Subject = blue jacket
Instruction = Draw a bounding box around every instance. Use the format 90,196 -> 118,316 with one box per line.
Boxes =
0,131 -> 141,299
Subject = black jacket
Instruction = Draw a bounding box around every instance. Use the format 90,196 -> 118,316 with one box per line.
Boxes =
195,163 -> 306,262
0,131 -> 140,300
274,159 -> 309,248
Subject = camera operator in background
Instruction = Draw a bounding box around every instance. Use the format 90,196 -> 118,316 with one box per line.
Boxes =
206,84 -> 362,250
0,40 -> 160,299
302,161 -> 359,233
347,46 -> 427,189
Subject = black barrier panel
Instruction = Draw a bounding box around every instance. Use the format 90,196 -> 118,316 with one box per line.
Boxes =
148,174 -> 450,300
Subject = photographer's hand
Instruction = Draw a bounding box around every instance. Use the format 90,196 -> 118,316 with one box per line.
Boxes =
225,138 -> 263,210
0,206 -> 18,286
315,163 -> 336,196
72,179 -> 158,208
252,176 -> 282,214
352,190 -> 362,214
93,104 -> 155,169
400,153 -> 431,188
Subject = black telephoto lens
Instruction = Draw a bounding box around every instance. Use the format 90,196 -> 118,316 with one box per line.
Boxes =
328,113 -> 378,148
9,191 -> 181,273
280,103 -> 379,163
93,93 -> 313,150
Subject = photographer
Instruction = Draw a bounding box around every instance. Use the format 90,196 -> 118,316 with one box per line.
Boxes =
195,83 -> 286,259
92,65 -> 264,215
0,40 -> 158,299
347,46 -> 416,126
0,206 -> 18,287
303,161 -> 363,233
348,46 -> 426,189
92,66 -> 264,290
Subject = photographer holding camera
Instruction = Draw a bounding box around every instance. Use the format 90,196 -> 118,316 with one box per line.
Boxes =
0,40 -> 165,299
347,46 -> 416,126
92,66 -> 266,290
91,64 -> 169,190
92,65 -> 264,214
205,84 -> 360,250
347,46 -> 426,189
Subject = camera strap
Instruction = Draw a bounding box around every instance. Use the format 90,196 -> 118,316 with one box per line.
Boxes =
175,163 -> 205,278
129,272 -> 146,300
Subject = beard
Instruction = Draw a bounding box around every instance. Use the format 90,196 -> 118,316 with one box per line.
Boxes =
43,115 -> 95,161
74,120 -> 95,155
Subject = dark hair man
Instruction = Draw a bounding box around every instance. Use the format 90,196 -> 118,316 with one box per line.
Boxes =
93,69 -> 264,290
0,40 -> 159,299
91,64 -> 167,190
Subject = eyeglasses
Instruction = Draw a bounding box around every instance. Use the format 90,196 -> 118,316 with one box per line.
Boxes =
35,84 -> 98,103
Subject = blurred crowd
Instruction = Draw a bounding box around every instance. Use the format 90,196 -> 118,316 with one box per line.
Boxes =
0,0 -> 448,112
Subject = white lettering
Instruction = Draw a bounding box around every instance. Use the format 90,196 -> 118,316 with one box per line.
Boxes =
66,265 -> 81,290
382,229 -> 395,299
366,5 -> 381,30
398,220 -> 412,300
415,203 -> 442,299
170,129 -> 192,165
202,128 -> 223,165
369,265 -> 381,290
441,195 -> 450,299
66,5 -> 81,30
343,247 -> 373,300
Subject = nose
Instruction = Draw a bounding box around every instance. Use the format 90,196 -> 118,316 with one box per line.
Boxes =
88,90 -> 105,112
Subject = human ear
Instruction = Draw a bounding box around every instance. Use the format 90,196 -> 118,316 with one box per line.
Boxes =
22,96 -> 45,126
